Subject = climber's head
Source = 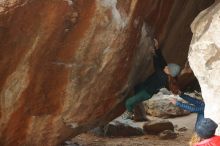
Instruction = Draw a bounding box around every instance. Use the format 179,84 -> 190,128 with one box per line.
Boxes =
164,63 -> 181,77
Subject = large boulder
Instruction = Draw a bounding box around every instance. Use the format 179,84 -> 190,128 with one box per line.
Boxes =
0,0 -> 215,145
143,89 -> 190,118
0,0 -> 155,145
189,0 -> 220,135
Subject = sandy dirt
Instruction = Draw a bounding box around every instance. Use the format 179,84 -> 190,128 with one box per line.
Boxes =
71,114 -> 196,146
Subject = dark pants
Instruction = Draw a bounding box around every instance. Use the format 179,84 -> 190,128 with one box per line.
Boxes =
125,89 -> 151,112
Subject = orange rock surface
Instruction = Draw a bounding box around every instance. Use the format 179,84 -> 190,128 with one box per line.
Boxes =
0,0 -> 214,145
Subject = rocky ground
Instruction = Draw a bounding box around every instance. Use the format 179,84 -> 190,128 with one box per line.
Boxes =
68,113 -> 196,146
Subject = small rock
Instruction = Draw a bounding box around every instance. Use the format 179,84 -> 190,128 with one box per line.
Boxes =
143,119 -> 174,134
177,127 -> 188,132
104,121 -> 144,137
159,130 -> 178,140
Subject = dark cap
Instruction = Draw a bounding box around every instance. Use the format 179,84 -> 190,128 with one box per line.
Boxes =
196,118 -> 218,139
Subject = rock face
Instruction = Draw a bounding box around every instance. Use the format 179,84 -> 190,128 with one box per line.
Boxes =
0,0 -> 215,145
189,0 -> 220,135
0,0 -> 155,145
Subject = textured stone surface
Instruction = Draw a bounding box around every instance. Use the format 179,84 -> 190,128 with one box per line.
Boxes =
144,89 -> 190,118
102,120 -> 144,137
159,130 -> 178,140
143,119 -> 174,134
90,117 -> 145,137
0,0 -> 215,145
189,0 -> 220,135
0,0 -> 154,145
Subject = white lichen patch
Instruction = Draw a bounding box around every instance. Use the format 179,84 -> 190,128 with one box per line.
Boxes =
99,0 -> 128,30
0,0 -> 29,13
138,22 -> 153,56
70,122 -> 79,128
0,0 -> 18,12
138,23 -> 147,46
133,17 -> 140,28
63,0 -> 73,6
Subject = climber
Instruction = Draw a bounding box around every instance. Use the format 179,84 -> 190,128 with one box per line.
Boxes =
170,93 -> 204,129
123,38 -> 181,119
190,118 -> 220,146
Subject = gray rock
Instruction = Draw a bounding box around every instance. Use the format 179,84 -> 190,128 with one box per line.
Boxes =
159,130 -> 178,140
144,90 -> 190,118
143,119 -> 174,134
103,120 -> 144,137
89,127 -> 105,136
177,127 -> 188,132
